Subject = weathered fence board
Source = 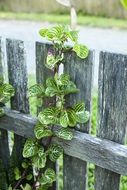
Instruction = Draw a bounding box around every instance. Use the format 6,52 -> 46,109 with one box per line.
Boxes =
63,51 -> 94,190
0,38 -> 10,189
6,39 -> 30,186
0,38 -> 3,81
95,52 -> 127,190
1,108 -> 127,176
36,42 -> 56,190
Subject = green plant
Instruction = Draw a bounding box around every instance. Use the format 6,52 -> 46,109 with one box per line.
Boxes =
0,77 -> 14,116
9,25 -> 89,190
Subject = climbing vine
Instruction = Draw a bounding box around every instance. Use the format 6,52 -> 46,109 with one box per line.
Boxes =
9,25 -> 89,190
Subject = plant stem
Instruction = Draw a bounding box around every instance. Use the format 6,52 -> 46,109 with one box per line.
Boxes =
13,169 -> 27,190
32,170 -> 42,190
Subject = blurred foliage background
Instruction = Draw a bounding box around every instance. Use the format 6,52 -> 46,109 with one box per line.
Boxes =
0,0 -> 127,19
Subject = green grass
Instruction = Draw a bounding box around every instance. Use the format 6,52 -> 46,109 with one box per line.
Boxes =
0,11 -> 127,29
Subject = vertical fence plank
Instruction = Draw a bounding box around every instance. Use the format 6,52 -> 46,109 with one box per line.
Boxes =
36,42 -> 56,190
0,38 -> 10,190
6,39 -> 29,186
63,51 -> 94,190
95,52 -> 127,190
0,38 -> 3,82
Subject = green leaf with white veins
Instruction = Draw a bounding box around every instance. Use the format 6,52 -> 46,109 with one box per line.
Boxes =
38,107 -> 60,125
23,139 -> 38,158
77,110 -> 89,123
32,154 -> 46,169
55,73 -> 70,86
46,53 -> 63,70
34,122 -> 53,139
48,144 -> 63,162
73,102 -> 85,112
39,28 -> 48,37
29,84 -> 45,97
73,102 -> 90,123
40,25 -> 68,43
45,77 -> 58,97
60,110 -> 69,127
73,43 -> 89,59
62,81 -> 79,95
3,84 -> 15,96
67,108 -> 77,127
40,168 -> 56,185
67,30 -> 78,42
55,128 -> 73,140
31,147 -> 46,169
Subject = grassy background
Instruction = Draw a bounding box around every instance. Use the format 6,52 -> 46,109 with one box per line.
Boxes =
0,12 -> 127,29
0,0 -> 126,19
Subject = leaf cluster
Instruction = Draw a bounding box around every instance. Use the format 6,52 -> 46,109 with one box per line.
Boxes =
29,73 -> 79,101
0,82 -> 14,116
39,25 -> 89,70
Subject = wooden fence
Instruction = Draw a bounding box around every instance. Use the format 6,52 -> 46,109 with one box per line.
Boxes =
0,38 -> 127,190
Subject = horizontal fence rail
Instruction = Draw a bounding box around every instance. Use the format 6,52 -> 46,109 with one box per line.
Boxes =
0,107 -> 127,176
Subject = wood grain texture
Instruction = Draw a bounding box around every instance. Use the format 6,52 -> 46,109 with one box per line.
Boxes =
36,42 -> 55,110
95,52 -> 127,190
6,39 -> 29,186
1,108 -> 127,176
63,50 -> 94,190
36,42 -> 54,86
36,42 -> 56,190
0,38 -> 10,190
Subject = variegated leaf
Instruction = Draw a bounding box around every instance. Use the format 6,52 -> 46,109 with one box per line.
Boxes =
55,128 -> 73,140
40,168 -> 56,185
48,144 -> 63,162
34,122 -> 52,139
38,107 -> 60,125
29,84 -> 45,97
73,43 -> 89,59
55,73 -> 70,86
67,108 -> 77,127
32,154 -> 46,169
60,110 -> 69,127
23,139 -> 38,158
76,110 -> 90,124
2,84 -> 15,97
73,102 -> 85,112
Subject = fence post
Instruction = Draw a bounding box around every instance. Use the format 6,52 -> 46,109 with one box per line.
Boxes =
63,50 -> 94,190
6,39 -> 30,186
95,52 -> 127,190
36,42 -> 56,190
0,38 -> 10,189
